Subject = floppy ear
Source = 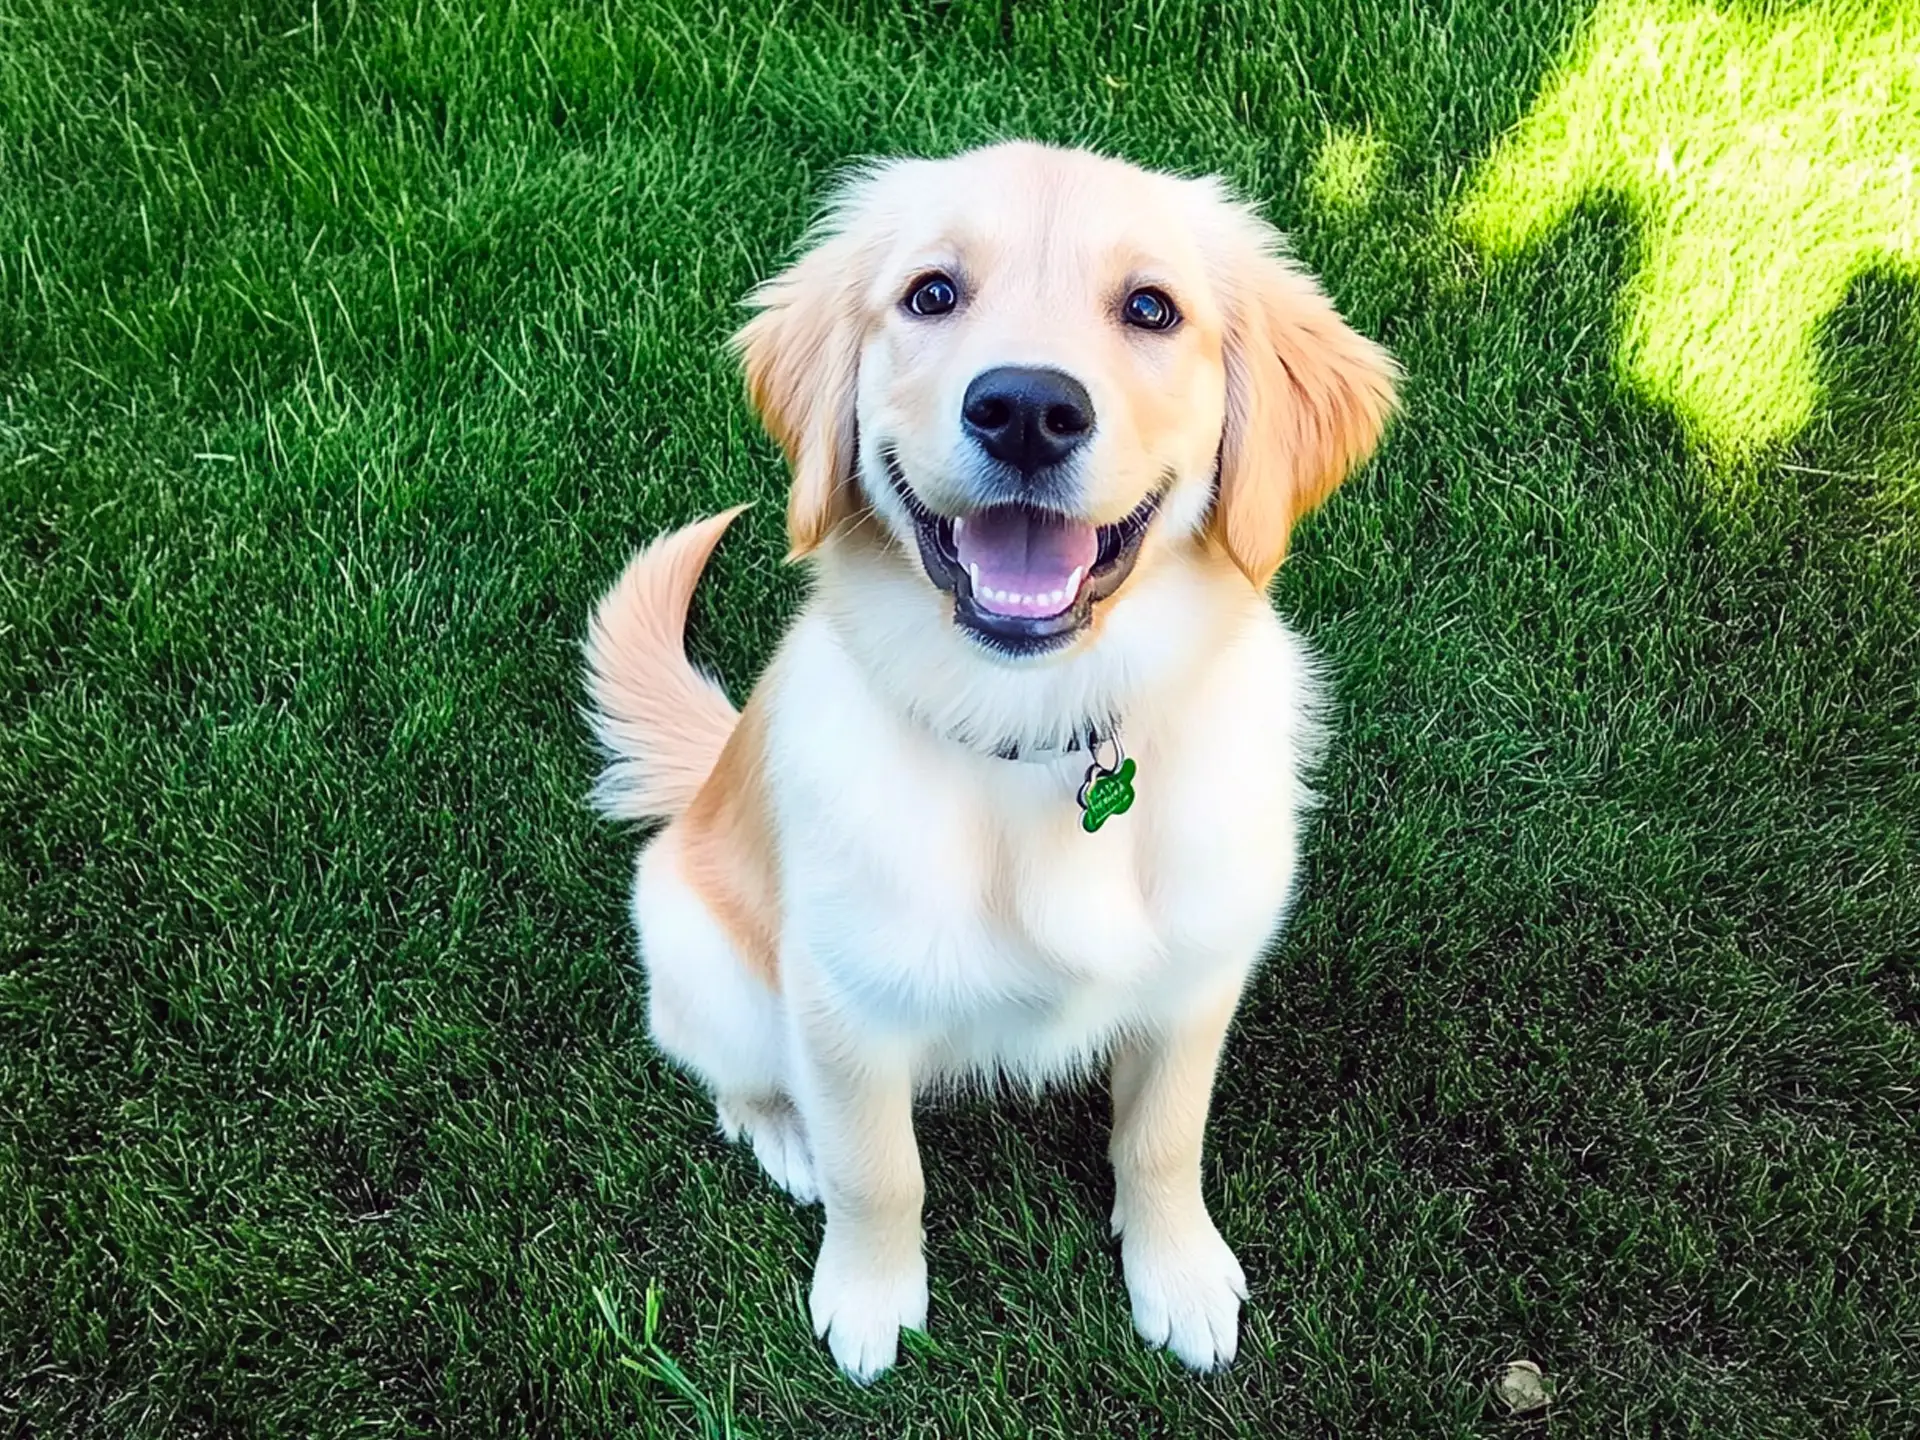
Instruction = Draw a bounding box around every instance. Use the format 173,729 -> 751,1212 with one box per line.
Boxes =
1213,226 -> 1399,588
733,230 -> 872,560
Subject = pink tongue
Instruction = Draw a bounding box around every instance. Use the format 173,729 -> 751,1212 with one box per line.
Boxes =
954,506 -> 1099,619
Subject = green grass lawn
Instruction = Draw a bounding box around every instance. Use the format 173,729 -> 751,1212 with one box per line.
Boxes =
4,1 -> 1917,1434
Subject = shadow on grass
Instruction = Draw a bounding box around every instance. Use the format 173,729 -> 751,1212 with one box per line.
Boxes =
1787,267 -> 1920,526
1260,153 -> 1918,1427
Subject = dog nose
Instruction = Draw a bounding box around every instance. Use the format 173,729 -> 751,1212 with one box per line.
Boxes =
962,367 -> 1094,472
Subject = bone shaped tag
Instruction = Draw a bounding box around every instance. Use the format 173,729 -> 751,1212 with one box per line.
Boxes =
1077,756 -> 1137,834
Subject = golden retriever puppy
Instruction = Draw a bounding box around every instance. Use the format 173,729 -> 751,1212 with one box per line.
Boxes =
584,140 -> 1397,1381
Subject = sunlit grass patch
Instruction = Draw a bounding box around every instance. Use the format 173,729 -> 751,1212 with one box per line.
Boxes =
1308,125 -> 1387,216
1460,0 -> 1920,460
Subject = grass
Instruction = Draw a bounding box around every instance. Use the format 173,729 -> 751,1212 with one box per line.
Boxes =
1,0 -> 1916,1434
1459,0 -> 1920,462
1307,124 -> 1389,217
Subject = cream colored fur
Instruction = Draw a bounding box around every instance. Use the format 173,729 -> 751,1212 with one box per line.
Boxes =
583,506 -> 746,820
584,141 -> 1398,1381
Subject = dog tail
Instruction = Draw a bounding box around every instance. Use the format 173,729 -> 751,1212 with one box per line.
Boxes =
583,506 -> 748,822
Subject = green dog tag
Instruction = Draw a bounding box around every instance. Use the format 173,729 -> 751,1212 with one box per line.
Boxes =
1078,756 -> 1137,833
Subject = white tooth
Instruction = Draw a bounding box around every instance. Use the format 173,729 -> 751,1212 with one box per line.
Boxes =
1065,566 -> 1083,594
989,588 -> 1005,602
1049,589 -> 1064,605
954,516 -> 965,540
969,562 -> 981,591
1022,594 -> 1035,605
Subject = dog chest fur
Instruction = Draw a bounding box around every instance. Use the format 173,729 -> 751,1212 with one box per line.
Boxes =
761,598 -> 1316,1082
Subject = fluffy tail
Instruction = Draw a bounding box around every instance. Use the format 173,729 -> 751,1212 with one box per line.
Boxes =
583,506 -> 747,821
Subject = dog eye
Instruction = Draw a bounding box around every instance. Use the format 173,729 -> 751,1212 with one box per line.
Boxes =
904,273 -> 959,317
1122,287 -> 1179,331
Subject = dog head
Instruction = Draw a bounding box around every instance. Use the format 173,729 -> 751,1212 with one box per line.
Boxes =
736,141 -> 1398,660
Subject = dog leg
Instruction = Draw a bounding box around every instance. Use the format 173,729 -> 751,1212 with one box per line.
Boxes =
714,1091 -> 818,1205
1108,974 -> 1248,1372
631,833 -> 814,1201
788,989 -> 927,1383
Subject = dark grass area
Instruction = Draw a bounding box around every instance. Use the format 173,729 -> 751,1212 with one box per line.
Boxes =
3,1 -> 1917,1434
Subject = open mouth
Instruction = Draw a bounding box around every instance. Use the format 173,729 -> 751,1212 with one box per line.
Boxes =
885,450 -> 1168,656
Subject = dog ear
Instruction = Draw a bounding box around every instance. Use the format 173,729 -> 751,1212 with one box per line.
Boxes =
1213,222 -> 1399,588
734,228 -> 873,560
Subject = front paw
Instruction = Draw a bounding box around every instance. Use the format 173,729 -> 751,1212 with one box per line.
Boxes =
808,1226 -> 929,1383
1119,1216 -> 1248,1372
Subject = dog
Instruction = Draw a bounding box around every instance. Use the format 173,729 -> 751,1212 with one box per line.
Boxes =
583,140 -> 1398,1381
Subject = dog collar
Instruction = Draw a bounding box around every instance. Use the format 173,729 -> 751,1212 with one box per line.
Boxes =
936,719 -> 1138,833
987,726 -> 1093,763
936,716 -> 1110,763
